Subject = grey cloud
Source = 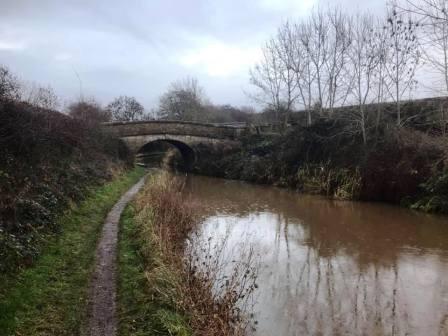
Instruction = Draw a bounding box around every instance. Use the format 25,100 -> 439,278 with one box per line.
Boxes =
0,0 -> 388,110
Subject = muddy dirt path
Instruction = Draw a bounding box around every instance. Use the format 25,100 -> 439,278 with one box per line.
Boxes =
86,175 -> 146,336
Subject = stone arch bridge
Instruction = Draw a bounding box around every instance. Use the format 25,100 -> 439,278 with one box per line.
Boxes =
102,120 -> 252,168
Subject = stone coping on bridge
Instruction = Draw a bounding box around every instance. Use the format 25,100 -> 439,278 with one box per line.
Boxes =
102,119 -> 249,140
102,119 -> 248,129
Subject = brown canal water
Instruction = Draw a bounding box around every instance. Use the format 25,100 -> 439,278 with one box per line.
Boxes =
183,174 -> 448,336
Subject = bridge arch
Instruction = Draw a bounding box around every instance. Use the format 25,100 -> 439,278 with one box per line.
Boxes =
137,138 -> 196,170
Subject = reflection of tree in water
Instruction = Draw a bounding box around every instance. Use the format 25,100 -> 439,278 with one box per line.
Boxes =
184,174 -> 448,262
184,174 -> 448,336
267,242 -> 448,335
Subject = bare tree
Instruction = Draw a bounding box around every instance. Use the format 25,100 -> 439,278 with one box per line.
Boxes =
418,0 -> 448,93
158,77 -> 207,122
307,9 -> 330,115
0,65 -> 21,102
250,4 -> 426,131
250,19 -> 323,126
403,0 -> 448,133
346,14 -> 381,143
107,96 -> 144,121
272,22 -> 300,126
295,22 -> 317,125
26,84 -> 59,110
325,9 -> 353,115
249,40 -> 286,123
371,18 -> 390,130
404,0 -> 448,23
383,5 -> 420,126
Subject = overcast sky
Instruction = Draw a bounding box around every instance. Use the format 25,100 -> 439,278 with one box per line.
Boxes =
0,0 -> 387,111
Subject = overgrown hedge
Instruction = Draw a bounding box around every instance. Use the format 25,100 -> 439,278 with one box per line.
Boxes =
0,101 -> 133,273
193,120 -> 448,213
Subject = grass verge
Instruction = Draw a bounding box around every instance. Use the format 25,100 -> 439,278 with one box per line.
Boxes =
117,202 -> 191,336
117,172 -> 257,336
0,167 -> 145,336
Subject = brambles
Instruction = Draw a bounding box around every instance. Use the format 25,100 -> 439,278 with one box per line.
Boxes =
0,100 -> 132,273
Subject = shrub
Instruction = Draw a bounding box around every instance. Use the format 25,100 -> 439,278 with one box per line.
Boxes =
0,100 -> 132,272
411,170 -> 448,213
192,120 -> 448,212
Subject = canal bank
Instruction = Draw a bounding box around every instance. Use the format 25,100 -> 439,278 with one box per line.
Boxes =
3,167 -> 446,336
116,172 -> 256,336
191,122 -> 448,214
0,168 -> 146,335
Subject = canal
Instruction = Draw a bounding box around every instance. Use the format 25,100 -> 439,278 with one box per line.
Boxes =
183,174 -> 448,336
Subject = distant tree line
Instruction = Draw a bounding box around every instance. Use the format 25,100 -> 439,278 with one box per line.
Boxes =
249,1 -> 448,142
0,65 -> 258,125
4,0 -> 448,134
67,95 -> 149,125
0,65 -> 153,124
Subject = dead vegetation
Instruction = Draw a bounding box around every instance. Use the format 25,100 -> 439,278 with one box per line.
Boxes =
131,172 -> 258,336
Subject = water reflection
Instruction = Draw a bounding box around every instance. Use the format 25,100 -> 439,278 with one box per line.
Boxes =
184,174 -> 448,336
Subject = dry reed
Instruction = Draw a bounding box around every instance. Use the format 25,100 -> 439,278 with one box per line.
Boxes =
133,171 -> 258,336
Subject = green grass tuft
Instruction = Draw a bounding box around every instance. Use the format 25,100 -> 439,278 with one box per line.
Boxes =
117,204 -> 192,336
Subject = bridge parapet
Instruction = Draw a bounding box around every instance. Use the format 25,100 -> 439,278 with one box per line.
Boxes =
102,120 -> 247,140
